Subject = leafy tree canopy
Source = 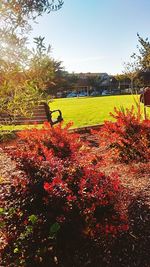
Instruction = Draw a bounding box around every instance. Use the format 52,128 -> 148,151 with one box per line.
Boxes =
123,33 -> 150,89
0,0 -> 64,29
0,35 -> 64,116
28,36 -> 64,92
133,33 -> 150,71
0,0 -> 64,117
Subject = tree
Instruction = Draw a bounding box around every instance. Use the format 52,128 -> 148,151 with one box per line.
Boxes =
87,75 -> 101,89
0,35 -> 64,116
0,31 -> 30,71
124,33 -> 150,89
0,31 -> 41,116
0,0 -> 64,117
135,33 -> 150,71
28,36 -> 64,92
114,73 -> 131,92
0,0 -> 64,29
134,34 -> 150,86
123,61 -> 139,92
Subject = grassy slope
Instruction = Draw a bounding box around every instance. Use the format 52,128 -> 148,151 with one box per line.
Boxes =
50,95 -> 141,128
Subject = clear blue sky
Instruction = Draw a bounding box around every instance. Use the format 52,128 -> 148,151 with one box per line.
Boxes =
29,0 -> 150,75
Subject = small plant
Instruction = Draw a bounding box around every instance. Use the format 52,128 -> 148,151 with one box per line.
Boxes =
1,122 -> 128,266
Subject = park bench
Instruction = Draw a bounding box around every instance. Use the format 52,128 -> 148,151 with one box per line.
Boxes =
0,102 -> 63,127
140,87 -> 150,119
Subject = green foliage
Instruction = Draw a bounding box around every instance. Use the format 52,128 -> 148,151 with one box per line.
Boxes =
28,36 -> 63,92
13,248 -> 19,254
124,33 -> 150,88
0,34 -> 63,117
135,33 -> 150,71
28,215 -> 38,225
0,130 -> 17,143
0,0 -> 64,119
49,222 -> 61,237
0,0 -> 64,29
0,207 -> 4,214
0,29 -> 41,117
0,79 -> 42,116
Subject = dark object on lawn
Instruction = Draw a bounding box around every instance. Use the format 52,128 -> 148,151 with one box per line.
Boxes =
140,87 -> 150,119
0,102 -> 63,127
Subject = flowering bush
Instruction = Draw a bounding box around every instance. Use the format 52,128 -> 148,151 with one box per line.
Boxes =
97,106 -> 150,163
1,122 -> 128,266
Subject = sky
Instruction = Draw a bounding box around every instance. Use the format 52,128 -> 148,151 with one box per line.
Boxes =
29,0 -> 150,75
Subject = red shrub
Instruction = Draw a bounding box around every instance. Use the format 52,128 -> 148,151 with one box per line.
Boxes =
96,106 -> 150,163
1,122 -> 128,266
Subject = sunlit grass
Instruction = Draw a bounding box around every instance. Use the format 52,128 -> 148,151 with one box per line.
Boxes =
1,94 -> 150,131
50,95 -> 146,128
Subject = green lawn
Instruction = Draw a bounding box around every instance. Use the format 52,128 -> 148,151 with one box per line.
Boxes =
1,94 -> 149,131
50,95 -> 143,128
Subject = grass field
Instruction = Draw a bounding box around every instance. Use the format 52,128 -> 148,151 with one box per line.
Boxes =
1,94 -> 149,131
50,94 -> 143,128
